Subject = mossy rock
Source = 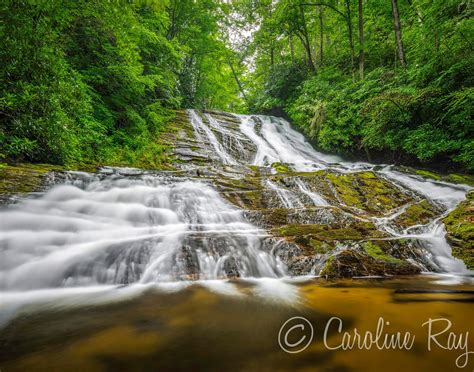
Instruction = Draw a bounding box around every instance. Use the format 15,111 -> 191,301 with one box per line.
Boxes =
319,249 -> 421,279
219,170 -> 266,209
394,200 -> 440,228
272,221 -> 385,254
446,174 -> 474,187
0,163 -> 63,198
274,222 -> 381,239
310,240 -> 335,254
271,162 -> 290,174
363,241 -> 405,264
324,171 -> 411,216
443,191 -> 474,269
400,166 -> 474,187
413,168 -> 474,187
414,169 -> 442,181
245,206 -> 352,229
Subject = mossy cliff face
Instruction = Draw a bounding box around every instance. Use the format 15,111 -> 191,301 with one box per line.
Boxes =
443,191 -> 474,269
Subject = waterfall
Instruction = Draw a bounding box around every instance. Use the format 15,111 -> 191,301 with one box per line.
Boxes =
294,178 -> 329,206
0,171 -> 285,291
188,110 -> 238,165
265,180 -> 303,209
0,110 -> 471,295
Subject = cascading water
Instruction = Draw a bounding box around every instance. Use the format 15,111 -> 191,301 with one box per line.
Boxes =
0,109 -> 471,298
294,178 -> 329,206
188,110 -> 238,165
187,110 -> 471,274
0,171 -> 285,292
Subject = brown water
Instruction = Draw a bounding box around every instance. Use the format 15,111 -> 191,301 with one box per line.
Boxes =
1,275 -> 473,371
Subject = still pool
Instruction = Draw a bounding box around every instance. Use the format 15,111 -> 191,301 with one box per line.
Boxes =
1,275 -> 473,371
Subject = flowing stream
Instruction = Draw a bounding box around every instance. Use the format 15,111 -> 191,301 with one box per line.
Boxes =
1,110 -> 473,371
0,111 -> 471,293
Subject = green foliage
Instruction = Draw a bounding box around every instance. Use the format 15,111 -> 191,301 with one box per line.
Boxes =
234,0 -> 474,171
0,0 -> 243,166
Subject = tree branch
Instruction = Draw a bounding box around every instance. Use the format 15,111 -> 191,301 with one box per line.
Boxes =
299,3 -> 347,20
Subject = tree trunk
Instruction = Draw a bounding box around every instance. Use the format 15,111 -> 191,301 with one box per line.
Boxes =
391,0 -> 406,66
345,0 -> 355,80
270,46 -> 275,68
226,54 -> 249,104
319,6 -> 324,66
358,0 -> 365,79
300,6 -> 316,72
289,33 -> 295,64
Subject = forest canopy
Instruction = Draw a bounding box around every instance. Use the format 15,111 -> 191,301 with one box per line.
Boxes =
0,0 -> 244,167
230,0 -> 473,170
1,0 -> 473,171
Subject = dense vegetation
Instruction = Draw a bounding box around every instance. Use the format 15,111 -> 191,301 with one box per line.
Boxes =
230,0 -> 473,170
0,0 -> 244,167
1,0 -> 472,171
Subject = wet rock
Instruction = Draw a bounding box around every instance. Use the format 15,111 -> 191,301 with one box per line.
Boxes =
0,163 -> 65,205
393,199 -> 440,228
320,247 -> 421,279
273,221 -> 386,245
223,256 -> 241,278
443,191 -> 474,269
174,246 -> 200,279
244,207 -> 352,229
287,255 -> 318,276
324,171 -> 412,216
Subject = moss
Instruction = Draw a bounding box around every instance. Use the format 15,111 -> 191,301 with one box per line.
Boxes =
446,174 -> 474,187
0,163 -> 63,195
443,191 -> 474,269
394,200 -> 439,228
319,249 -> 420,279
273,221 -> 383,241
319,256 -> 335,277
363,241 -> 405,264
403,166 -> 474,187
271,221 -> 385,255
415,169 -> 442,180
260,208 -> 290,226
325,171 -> 410,216
310,240 -> 335,254
271,162 -> 290,174
220,170 -> 267,210
216,177 -> 258,191
326,173 -> 361,207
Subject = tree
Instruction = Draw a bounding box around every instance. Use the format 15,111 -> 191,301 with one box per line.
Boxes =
390,0 -> 406,66
358,0 -> 365,79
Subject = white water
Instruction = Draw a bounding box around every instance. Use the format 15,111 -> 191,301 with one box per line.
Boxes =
236,112 -> 469,273
0,172 -> 286,291
0,110 -> 471,319
265,180 -> 303,209
295,178 -> 329,206
188,109 -> 238,165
